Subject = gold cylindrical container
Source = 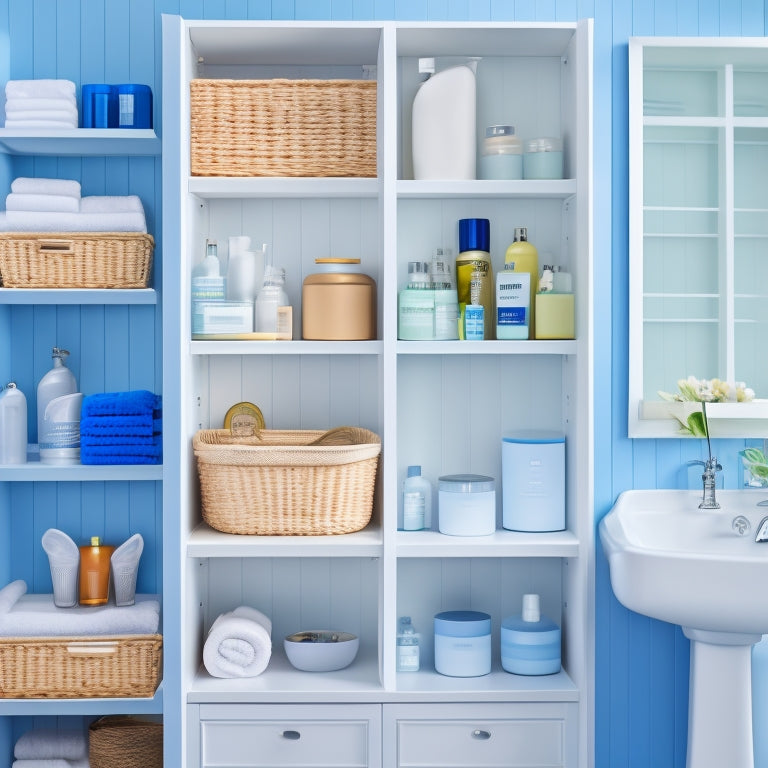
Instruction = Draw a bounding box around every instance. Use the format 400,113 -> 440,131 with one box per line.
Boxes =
302,258 -> 377,340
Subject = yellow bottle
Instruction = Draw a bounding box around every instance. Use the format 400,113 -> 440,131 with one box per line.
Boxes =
79,536 -> 115,606
504,227 -> 538,339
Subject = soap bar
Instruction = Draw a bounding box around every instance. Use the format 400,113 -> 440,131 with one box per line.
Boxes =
534,292 -> 574,339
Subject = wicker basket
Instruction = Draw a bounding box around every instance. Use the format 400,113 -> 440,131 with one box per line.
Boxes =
190,78 -> 377,178
0,232 -> 154,288
193,427 -> 381,535
0,634 -> 162,698
89,716 -> 163,768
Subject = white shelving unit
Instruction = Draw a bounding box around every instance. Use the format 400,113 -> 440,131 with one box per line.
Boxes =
162,16 -> 593,767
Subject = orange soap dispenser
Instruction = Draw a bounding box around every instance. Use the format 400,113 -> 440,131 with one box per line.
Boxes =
79,536 -> 115,606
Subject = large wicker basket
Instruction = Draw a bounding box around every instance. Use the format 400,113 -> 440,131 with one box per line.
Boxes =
193,427 -> 381,535
0,634 -> 162,698
190,78 -> 377,178
89,716 -> 163,768
0,232 -> 154,288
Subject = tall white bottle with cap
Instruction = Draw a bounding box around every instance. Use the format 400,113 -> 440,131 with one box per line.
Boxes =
0,382 -> 28,464
37,348 -> 77,444
412,57 -> 478,180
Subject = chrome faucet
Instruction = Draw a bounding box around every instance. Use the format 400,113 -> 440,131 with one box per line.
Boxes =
690,401 -> 721,509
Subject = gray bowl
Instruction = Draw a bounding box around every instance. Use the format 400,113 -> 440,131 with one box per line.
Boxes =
284,630 -> 359,672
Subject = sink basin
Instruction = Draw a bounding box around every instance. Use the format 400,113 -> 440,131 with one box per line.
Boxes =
600,489 -> 768,635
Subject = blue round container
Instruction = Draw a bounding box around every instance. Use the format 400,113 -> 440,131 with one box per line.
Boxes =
434,610 -> 491,677
501,612 -> 561,675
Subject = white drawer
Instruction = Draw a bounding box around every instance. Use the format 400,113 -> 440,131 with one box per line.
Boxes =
196,703 -> 380,768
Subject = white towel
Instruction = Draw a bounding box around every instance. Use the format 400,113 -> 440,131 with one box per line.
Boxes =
0,590 -> 160,636
11,178 -> 81,198
6,193 -> 80,213
5,97 -> 77,113
15,729 -> 87,760
0,580 -> 27,614
5,109 -> 79,122
4,119 -> 79,129
203,605 -> 272,678
0,210 -> 147,233
81,195 -> 144,214
5,79 -> 76,100
12,760 -> 89,768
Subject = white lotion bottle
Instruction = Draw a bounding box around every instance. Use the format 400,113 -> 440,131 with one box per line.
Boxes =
0,382 -> 28,464
412,57 -> 479,180
37,348 -> 77,446
402,465 -> 432,530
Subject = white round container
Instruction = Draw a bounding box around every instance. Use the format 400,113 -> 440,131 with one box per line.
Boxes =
434,610 -> 491,677
438,474 -> 496,536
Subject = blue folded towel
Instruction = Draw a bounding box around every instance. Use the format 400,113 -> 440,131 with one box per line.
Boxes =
80,436 -> 162,465
81,390 -> 161,418
80,414 -> 161,438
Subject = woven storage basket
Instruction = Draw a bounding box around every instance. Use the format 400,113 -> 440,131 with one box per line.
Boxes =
89,716 -> 163,768
0,232 -> 154,288
0,634 -> 162,698
190,78 -> 377,178
193,427 -> 381,535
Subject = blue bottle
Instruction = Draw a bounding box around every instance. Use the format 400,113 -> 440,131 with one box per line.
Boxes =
501,594 -> 561,675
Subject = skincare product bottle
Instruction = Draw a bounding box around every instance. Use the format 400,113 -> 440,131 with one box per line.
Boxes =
535,264 -> 575,340
255,265 -> 290,334
402,465 -> 432,531
504,228 -> 538,339
40,392 -> 84,465
398,262 -> 434,341
227,236 -> 265,304
480,125 -> 523,180
412,58 -> 478,180
397,616 -> 420,672
0,382 -> 28,464
456,218 -> 494,340
464,269 -> 486,340
496,264 -> 530,340
501,593 -> 561,675
37,348 -> 77,446
79,536 -> 115,606
191,239 -> 226,301
430,250 -> 459,340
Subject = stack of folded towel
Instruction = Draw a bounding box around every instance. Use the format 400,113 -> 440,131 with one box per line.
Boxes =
203,605 -> 273,678
79,390 -> 162,465
4,79 -> 78,129
13,727 -> 89,768
1,177 -> 148,233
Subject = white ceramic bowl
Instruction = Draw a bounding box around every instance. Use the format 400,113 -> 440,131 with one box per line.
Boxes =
284,630 -> 359,672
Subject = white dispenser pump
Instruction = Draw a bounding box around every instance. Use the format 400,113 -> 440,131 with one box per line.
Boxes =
412,57 -> 479,180
522,593 -> 541,622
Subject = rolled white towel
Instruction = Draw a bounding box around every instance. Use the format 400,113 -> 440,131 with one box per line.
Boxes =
11,178 -> 81,198
0,580 -> 27,615
4,119 -> 79,129
4,109 -> 79,122
14,729 -> 87,760
5,97 -> 77,113
12,760 -> 89,768
5,79 -> 76,100
203,605 -> 272,678
6,193 -> 80,213
1,210 -> 147,233
81,195 -> 144,214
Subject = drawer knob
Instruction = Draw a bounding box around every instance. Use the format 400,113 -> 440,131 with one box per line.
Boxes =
282,730 -> 301,740
472,729 -> 492,740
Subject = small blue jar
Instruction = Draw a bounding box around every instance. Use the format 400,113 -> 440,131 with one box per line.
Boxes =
434,610 -> 491,677
501,594 -> 561,675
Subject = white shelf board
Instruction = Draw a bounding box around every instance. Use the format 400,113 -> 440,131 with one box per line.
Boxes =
396,339 -> 578,355
189,177 -> 378,199
0,128 -> 160,156
188,522 -> 383,557
397,179 -> 577,199
0,683 -> 163,714
634,399 -> 768,439
191,339 -> 383,356
0,456 -> 163,482
396,529 -> 579,558
0,288 -> 157,305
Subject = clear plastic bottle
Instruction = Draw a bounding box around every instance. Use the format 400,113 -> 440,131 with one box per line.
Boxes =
397,616 -> 420,672
430,249 -> 459,340
37,348 -> 77,445
255,265 -> 290,334
402,465 -> 432,530
0,382 -> 28,464
227,236 -> 265,303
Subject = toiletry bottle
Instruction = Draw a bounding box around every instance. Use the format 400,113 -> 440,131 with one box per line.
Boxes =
398,262 -> 434,341
430,249 -> 459,340
79,536 -> 115,606
255,265 -> 290,334
37,348 -> 77,445
402,465 -> 432,530
504,227 -> 538,339
0,383 -> 28,464
227,236 -> 265,303
496,263 -> 530,340
412,58 -> 478,180
456,218 -> 494,340
397,616 -> 420,672
501,593 -> 561,675
464,269 -> 486,340
191,239 -> 226,300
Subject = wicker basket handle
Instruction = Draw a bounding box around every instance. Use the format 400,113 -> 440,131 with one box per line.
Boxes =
38,239 -> 75,255
66,640 -> 119,656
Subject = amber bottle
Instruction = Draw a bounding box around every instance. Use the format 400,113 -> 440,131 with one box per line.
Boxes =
79,536 -> 115,606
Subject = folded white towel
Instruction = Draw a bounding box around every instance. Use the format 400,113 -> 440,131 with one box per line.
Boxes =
81,195 -> 144,214
15,729 -> 87,760
6,194 -> 80,213
0,210 -> 147,233
203,605 -> 272,678
0,589 -> 160,636
12,759 -> 89,768
11,178 -> 81,198
5,79 -> 76,100
5,97 -> 77,113
5,109 -> 79,122
4,119 -> 79,129
0,580 -> 27,614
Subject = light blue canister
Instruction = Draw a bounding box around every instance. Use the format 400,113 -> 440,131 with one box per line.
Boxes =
434,610 -> 491,677
523,137 -> 564,179
501,594 -> 561,675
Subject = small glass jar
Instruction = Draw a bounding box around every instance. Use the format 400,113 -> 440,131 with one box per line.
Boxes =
479,125 -> 523,180
523,137 -> 564,179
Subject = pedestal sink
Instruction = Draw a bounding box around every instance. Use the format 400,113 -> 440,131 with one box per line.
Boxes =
600,489 -> 768,768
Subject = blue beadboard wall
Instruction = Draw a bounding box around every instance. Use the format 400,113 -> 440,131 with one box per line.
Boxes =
2,1 -> 767,766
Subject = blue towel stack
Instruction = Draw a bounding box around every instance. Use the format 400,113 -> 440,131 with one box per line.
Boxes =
79,390 -> 162,465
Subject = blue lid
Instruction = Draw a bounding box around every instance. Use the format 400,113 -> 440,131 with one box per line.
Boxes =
407,465 -> 421,478
502,430 -> 564,445
458,218 -> 490,254
434,610 -> 491,636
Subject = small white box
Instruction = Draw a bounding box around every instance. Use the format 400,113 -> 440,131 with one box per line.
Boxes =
192,300 -> 253,335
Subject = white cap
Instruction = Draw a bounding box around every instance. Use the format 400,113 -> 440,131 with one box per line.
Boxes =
418,57 -> 436,75
522,593 -> 541,623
